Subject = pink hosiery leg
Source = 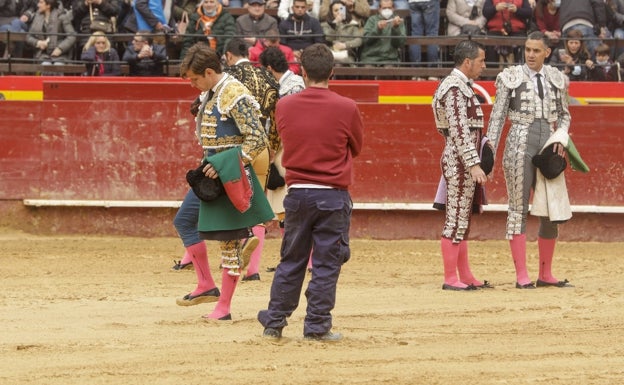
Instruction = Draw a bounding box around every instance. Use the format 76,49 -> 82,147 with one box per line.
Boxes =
457,241 -> 483,286
441,238 -> 467,288
245,225 -> 265,278
538,237 -> 558,283
187,242 -> 216,296
510,234 -> 531,285
179,249 -> 192,265
205,269 -> 238,319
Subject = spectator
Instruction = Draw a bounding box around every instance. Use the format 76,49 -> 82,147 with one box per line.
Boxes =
321,0 -> 363,64
606,0 -> 624,58
249,28 -> 300,74
278,0 -> 321,21
533,0 -> 561,57
558,0 -> 609,57
587,42 -> 621,81
122,30 -> 167,76
120,0 -> 176,34
180,0 -> 236,58
278,0 -> 324,62
483,0 -> 532,65
235,0 -> 278,46
1,0 -> 37,58
446,0 -> 487,36
408,0 -> 440,75
319,0 -> 370,25
26,0 -> 76,65
549,28 -> 591,81
81,31 -> 121,75
224,37 -> 279,281
72,0 -> 119,48
359,0 -> 406,66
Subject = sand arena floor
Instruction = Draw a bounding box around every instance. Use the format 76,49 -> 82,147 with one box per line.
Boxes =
1,229 -> 623,385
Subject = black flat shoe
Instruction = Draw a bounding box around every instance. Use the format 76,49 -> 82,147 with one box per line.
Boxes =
242,273 -> 260,281
536,279 -> 573,288
515,282 -> 536,289
175,287 -> 221,306
442,283 -> 478,291
172,260 -> 193,271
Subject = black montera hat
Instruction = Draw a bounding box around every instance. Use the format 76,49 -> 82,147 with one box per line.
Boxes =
532,143 -> 567,179
480,144 -> 494,175
186,161 -> 225,202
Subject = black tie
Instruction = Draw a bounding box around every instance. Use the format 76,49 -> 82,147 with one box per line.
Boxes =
536,74 -> 544,99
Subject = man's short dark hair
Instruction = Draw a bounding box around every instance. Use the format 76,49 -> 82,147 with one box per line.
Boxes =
260,47 -> 289,73
180,43 -> 222,77
301,44 -> 333,82
225,38 -> 249,58
453,40 -> 484,67
527,31 -> 550,50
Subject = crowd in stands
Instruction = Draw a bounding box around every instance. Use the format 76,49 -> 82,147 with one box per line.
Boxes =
1,0 -> 624,80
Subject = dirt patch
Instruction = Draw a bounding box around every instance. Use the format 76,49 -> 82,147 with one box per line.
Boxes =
1,229 -> 623,384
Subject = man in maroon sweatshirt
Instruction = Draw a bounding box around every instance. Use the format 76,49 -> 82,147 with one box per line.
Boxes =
257,43 -> 364,342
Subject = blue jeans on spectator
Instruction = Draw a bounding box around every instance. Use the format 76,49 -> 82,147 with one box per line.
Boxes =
562,24 -> 600,57
370,0 -> 409,10
257,188 -> 352,335
173,188 -> 201,247
408,0 -> 440,65
0,18 -> 28,32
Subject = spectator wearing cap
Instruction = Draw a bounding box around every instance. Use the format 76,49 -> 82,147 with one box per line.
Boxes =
236,0 -> 278,46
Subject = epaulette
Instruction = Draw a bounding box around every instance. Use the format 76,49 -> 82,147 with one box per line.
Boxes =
496,65 -> 524,90
434,73 -> 473,100
543,65 -> 567,90
217,78 -> 260,115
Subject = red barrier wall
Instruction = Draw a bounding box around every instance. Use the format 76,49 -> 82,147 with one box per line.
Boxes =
0,80 -> 622,240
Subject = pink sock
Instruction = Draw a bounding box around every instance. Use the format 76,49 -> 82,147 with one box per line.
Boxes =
245,225 -> 265,277
457,241 -> 483,286
180,249 -> 192,265
307,251 -> 313,270
538,237 -> 558,283
510,234 -> 531,285
205,269 -> 238,319
187,242 -> 216,296
441,238 -> 467,288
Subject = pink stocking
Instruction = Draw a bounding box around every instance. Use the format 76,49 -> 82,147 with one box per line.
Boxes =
245,225 -> 265,277
538,237 -> 558,283
187,242 -> 216,296
441,238 -> 467,288
457,241 -> 483,286
510,234 -> 531,285
180,249 -> 192,265
205,269 -> 238,319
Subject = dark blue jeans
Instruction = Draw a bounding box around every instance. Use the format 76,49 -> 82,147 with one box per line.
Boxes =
409,0 -> 440,65
258,188 -> 352,335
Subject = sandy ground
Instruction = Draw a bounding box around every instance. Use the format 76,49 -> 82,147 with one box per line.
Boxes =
1,228 -> 623,385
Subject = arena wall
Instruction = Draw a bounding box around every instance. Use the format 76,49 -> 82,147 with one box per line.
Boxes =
0,79 -> 622,241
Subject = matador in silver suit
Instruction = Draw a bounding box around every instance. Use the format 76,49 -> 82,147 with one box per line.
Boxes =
486,32 -> 573,289
432,40 -> 490,291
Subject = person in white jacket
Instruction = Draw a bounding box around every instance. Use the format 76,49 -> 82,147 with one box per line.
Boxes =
486,31 -> 573,289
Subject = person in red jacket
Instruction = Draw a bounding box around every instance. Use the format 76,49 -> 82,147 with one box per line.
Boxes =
258,43 -> 363,342
249,28 -> 300,74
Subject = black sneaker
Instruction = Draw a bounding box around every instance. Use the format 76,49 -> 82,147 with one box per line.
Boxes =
304,331 -> 343,342
262,327 -> 282,339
